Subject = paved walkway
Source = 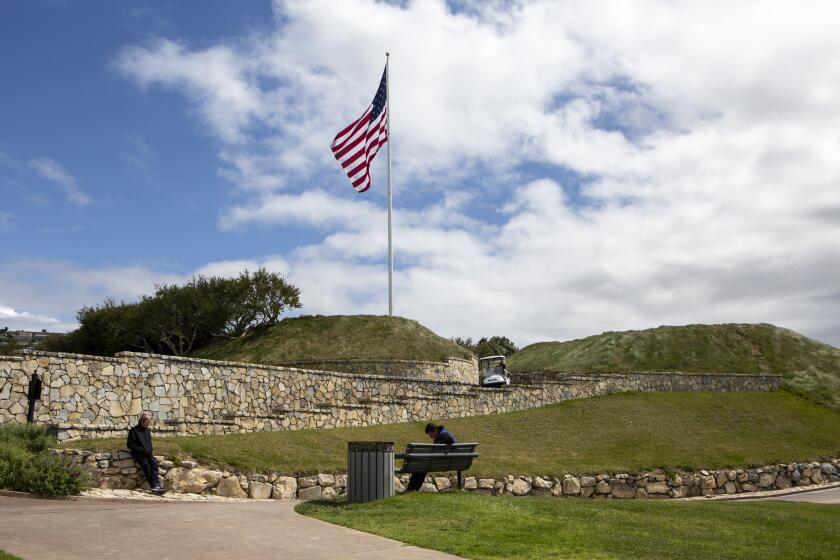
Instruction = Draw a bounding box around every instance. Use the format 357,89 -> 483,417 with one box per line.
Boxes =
755,485 -> 840,504
0,495 -> 459,560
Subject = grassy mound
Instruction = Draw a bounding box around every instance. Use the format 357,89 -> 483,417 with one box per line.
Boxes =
299,493 -> 840,560
192,314 -> 473,364
67,391 -> 840,476
508,323 -> 840,409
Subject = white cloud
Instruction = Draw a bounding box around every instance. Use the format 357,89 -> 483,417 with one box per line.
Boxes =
10,0 -> 836,347
28,157 -> 92,206
0,301 -> 68,332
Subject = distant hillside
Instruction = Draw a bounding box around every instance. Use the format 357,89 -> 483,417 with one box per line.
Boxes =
192,315 -> 473,363
508,323 -> 840,409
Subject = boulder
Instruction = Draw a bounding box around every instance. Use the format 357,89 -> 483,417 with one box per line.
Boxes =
579,476 -> 596,487
464,477 -> 477,490
273,477 -> 298,500
671,486 -> 688,498
478,478 -> 495,489
420,482 -> 438,493
511,478 -> 531,496
164,468 -> 205,494
533,477 -> 552,490
610,483 -> 635,499
758,473 -> 775,488
298,476 -> 318,489
321,487 -> 337,500
821,463 -> 838,476
298,485 -> 323,500
595,481 -> 611,494
216,477 -> 247,498
724,481 -> 737,494
317,473 -> 336,487
249,481 -> 274,499
434,477 -> 451,491
775,475 -> 791,489
562,477 -> 581,495
646,481 -> 669,494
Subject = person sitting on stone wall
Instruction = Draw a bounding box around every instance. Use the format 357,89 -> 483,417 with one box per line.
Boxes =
405,423 -> 457,492
127,413 -> 165,495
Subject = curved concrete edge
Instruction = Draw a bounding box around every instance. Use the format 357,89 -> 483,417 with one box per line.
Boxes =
683,481 -> 840,501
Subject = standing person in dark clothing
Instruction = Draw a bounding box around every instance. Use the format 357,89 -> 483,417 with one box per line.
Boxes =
127,413 -> 164,494
405,423 -> 457,492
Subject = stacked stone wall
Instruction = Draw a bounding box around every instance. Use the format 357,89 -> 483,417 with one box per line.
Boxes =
277,356 -> 478,385
53,448 -> 840,502
0,356 -> 30,424
1,350 -> 781,442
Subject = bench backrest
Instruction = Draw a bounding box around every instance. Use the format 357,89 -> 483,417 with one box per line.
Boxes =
399,443 -> 478,473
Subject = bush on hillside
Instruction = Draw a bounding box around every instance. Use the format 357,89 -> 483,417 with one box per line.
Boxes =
54,268 -> 302,356
453,335 -> 519,357
0,424 -> 90,497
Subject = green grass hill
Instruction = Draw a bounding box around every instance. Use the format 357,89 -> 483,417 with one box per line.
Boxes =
508,323 -> 840,409
192,314 -> 473,364
70,391 -> 840,476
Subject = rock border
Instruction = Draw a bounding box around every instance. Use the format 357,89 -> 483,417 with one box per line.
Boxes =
53,449 -> 840,502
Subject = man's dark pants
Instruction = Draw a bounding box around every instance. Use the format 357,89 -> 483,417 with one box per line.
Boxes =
406,472 -> 426,492
133,454 -> 161,489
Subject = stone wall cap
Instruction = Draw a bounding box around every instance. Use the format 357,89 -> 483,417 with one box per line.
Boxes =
513,370 -> 784,378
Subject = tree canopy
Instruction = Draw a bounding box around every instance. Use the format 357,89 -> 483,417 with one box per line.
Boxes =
452,335 -> 519,358
51,268 -> 301,356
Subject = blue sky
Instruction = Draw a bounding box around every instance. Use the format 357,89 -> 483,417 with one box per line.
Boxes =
2,0 -> 840,347
1,1 -> 298,267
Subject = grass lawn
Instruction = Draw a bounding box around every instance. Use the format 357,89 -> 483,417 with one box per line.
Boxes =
508,323 -> 840,410
298,492 -> 840,560
68,391 -> 840,476
0,550 -> 23,560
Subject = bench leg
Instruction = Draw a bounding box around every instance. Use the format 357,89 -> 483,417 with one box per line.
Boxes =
457,470 -> 463,490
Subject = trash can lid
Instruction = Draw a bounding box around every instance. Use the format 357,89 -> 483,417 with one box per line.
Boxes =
348,441 -> 395,451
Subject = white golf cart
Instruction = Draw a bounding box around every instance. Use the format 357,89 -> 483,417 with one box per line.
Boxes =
479,355 -> 511,387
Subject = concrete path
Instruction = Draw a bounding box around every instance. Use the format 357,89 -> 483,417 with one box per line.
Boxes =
0,495 -> 459,560
757,485 -> 840,504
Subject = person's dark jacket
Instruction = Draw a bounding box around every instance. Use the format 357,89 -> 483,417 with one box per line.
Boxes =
434,427 -> 456,445
127,425 -> 153,458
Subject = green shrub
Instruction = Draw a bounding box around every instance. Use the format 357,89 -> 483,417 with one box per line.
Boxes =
14,453 -> 90,496
0,423 -> 53,453
0,423 -> 90,496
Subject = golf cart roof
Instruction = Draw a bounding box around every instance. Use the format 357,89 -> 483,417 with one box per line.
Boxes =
479,355 -> 506,361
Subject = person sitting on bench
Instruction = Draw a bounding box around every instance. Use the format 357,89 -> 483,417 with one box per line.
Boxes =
127,413 -> 165,495
405,423 -> 456,492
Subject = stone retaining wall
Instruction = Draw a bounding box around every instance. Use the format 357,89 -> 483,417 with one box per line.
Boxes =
0,356 -> 29,422
275,357 -> 478,385
53,448 -> 840,501
2,350 -> 782,441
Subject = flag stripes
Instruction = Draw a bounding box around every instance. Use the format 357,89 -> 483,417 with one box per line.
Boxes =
330,68 -> 388,193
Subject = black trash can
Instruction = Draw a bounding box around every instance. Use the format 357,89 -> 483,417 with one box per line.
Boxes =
347,441 -> 394,503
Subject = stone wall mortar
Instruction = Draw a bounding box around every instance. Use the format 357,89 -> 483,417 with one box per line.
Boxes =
53,448 -> 840,502
1,350 -> 781,441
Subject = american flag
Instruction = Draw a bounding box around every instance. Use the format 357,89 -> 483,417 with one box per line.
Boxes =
330,67 -> 388,193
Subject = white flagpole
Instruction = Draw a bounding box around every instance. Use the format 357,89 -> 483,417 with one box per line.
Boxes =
386,52 -> 393,317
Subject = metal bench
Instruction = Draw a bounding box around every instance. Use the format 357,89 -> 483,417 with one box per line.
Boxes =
395,442 -> 479,490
